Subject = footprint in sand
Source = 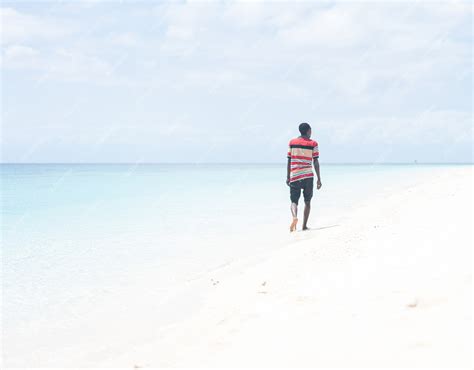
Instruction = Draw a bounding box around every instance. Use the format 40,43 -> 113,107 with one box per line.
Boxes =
407,296 -> 448,309
296,296 -> 310,303
258,281 -> 268,294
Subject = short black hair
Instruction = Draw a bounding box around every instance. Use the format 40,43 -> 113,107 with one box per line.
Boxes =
299,122 -> 311,135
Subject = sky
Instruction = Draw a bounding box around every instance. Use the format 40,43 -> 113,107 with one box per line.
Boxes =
1,0 -> 472,163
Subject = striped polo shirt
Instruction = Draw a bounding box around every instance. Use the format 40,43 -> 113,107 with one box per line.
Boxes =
287,136 -> 319,183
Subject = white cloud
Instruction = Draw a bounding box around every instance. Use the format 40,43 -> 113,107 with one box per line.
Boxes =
0,7 -> 117,82
2,1 -> 470,93
1,44 -> 40,69
277,4 -> 368,47
53,48 -> 114,80
109,32 -> 140,47
1,45 -> 114,83
0,7 -> 72,45
4,44 -> 38,59
324,110 -> 472,145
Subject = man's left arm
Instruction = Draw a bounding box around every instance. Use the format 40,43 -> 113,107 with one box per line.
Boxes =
314,158 -> 322,189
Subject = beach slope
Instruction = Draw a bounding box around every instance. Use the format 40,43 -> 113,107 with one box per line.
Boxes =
101,166 -> 472,368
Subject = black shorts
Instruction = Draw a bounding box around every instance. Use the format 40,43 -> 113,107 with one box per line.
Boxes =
290,177 -> 314,205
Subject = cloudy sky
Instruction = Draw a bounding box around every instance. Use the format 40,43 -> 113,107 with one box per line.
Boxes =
1,0 -> 472,163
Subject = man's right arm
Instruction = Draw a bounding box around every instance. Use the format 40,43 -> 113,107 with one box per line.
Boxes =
286,142 -> 292,186
312,141 -> 321,189
286,157 -> 291,186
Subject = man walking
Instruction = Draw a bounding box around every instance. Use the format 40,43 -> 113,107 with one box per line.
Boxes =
286,122 -> 322,232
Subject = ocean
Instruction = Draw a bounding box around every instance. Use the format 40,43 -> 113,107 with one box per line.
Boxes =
1,163 -> 467,365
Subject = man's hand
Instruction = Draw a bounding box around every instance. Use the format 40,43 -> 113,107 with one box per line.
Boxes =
317,179 -> 322,189
286,178 -> 290,186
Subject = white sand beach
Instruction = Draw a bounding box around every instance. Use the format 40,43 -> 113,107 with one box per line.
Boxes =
90,165 -> 472,368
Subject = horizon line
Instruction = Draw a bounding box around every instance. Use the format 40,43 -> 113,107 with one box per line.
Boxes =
1,162 -> 473,165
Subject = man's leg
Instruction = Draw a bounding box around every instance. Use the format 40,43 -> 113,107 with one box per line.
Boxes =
302,178 -> 314,230
291,202 -> 298,218
290,202 -> 298,231
289,182 -> 300,232
302,201 -> 311,230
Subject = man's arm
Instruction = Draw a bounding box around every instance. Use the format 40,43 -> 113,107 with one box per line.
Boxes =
314,158 -> 322,189
286,157 -> 291,186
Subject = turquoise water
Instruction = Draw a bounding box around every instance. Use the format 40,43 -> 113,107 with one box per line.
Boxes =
1,164 -> 465,335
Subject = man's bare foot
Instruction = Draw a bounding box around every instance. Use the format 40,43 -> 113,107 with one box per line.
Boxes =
290,218 -> 298,232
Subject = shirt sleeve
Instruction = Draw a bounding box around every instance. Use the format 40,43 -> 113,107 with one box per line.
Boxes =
313,141 -> 319,158
287,142 -> 291,159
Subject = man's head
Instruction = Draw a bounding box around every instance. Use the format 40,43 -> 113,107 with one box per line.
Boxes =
299,122 -> 311,138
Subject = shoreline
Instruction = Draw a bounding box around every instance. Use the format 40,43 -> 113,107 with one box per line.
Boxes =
96,166 -> 472,367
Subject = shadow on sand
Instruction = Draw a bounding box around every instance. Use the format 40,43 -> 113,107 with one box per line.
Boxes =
301,224 -> 340,232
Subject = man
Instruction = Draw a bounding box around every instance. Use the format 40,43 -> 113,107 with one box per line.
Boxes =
286,122 -> 322,232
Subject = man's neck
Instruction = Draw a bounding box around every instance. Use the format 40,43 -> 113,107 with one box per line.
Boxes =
300,135 -> 310,139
